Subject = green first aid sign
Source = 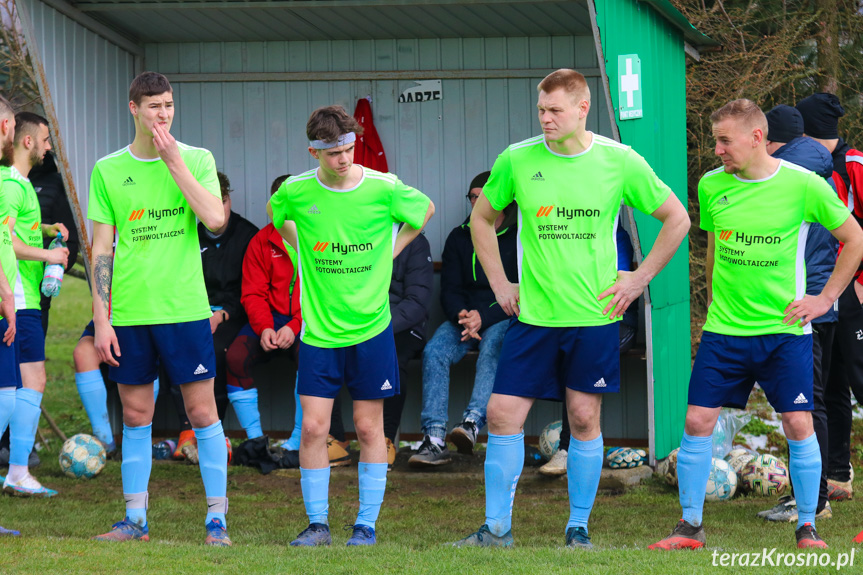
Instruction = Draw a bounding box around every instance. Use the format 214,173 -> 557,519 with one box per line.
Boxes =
618,54 -> 643,121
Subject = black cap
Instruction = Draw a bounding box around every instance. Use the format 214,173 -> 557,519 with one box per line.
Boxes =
468,171 -> 490,192
796,93 -> 845,139
765,105 -> 803,143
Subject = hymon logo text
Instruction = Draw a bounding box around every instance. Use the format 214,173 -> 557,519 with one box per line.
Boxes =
719,230 -> 781,246
535,205 -> 601,219
312,241 -> 373,255
128,207 -> 186,222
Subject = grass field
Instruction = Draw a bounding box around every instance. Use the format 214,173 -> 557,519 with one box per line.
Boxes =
2,275 -> 863,574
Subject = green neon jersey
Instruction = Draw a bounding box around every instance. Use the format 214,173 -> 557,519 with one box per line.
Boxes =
2,166 -> 42,310
88,144 -> 220,326
0,177 -> 17,319
482,133 -> 671,327
700,160 -> 850,336
271,167 -> 430,348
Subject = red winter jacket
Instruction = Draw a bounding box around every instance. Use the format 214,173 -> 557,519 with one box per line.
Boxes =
353,98 -> 389,173
241,223 -> 302,337
831,141 -> 863,283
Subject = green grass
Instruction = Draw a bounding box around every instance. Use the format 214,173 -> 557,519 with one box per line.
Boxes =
3,276 -> 863,573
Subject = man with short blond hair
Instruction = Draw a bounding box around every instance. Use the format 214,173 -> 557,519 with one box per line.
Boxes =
651,99 -> 863,551
454,67 -> 690,549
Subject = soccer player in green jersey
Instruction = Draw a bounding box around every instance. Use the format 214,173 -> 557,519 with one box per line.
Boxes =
454,68 -> 690,549
0,95 -> 20,535
89,72 -> 231,546
3,112 -> 68,498
650,100 -> 863,551
268,105 -> 433,546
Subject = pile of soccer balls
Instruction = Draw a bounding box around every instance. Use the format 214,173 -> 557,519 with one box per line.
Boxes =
58,433 -> 107,479
537,420 -> 647,468
656,446 -> 790,502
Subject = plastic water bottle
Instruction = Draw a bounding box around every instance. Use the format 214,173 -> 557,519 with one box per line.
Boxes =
152,439 -> 177,460
40,237 -> 66,297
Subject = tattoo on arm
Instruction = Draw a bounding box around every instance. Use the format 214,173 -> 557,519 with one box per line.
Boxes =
94,254 -> 113,317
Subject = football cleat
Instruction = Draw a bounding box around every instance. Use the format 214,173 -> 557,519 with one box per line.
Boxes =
3,473 -> 57,498
565,526 -> 593,550
205,518 -> 232,547
290,523 -> 332,547
796,523 -> 827,549
451,524 -> 513,548
345,524 -> 376,546
649,519 -> 706,550
93,519 -> 150,542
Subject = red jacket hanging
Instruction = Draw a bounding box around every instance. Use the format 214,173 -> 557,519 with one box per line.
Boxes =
353,98 -> 389,172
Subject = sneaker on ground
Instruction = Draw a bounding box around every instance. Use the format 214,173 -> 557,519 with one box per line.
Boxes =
765,500 -> 833,523
796,522 -> 827,549
205,518 -> 232,546
449,421 -> 478,455
826,478 -> 852,501
757,495 -> 794,519
451,524 -> 513,548
539,449 -> 568,477
290,523 -> 332,547
3,473 -> 57,498
385,438 -> 396,470
345,524 -> 376,546
174,429 -> 196,460
565,526 -> 593,549
408,435 -> 452,468
93,519 -> 149,542
648,519 -> 706,550
327,435 -> 351,468
0,525 -> 19,536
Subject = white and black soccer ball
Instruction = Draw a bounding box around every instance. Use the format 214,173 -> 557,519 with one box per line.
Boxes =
58,434 -> 106,479
741,453 -> 790,497
705,458 -> 738,501
538,420 -> 562,461
724,448 -> 756,477
656,447 -> 680,486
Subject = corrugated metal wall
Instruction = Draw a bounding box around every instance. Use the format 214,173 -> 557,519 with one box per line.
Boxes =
16,0 -> 136,232
595,0 -> 691,458
143,37 -> 612,259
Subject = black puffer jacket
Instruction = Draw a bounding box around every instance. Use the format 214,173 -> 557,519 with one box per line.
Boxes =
389,232 -> 433,337
440,208 -> 518,331
198,211 -> 259,321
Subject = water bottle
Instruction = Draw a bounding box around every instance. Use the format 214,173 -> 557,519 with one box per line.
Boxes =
40,237 -> 66,297
152,439 -> 177,460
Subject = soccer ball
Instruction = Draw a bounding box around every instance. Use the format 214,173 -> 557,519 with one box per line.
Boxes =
58,434 -> 106,479
724,448 -> 756,476
741,454 -> 790,496
606,447 -> 647,469
538,420 -> 562,461
656,447 -> 680,486
705,458 -> 738,501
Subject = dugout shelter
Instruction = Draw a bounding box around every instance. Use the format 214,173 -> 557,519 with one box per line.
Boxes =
17,0 -> 712,461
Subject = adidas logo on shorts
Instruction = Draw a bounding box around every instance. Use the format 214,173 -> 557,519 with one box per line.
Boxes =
793,393 -> 808,404
717,195 -> 729,205
594,378 -> 607,388
308,204 -> 321,214
193,364 -> 209,375
381,380 -> 392,391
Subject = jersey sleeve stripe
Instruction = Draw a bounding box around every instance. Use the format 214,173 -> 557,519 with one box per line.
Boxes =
510,135 -> 545,150
96,146 -> 130,164
592,135 -> 629,149
702,167 -> 726,179
780,160 -> 813,174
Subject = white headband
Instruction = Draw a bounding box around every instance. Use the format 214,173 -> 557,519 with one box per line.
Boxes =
309,132 -> 356,150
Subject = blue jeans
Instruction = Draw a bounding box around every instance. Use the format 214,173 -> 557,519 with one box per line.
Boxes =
420,319 -> 510,440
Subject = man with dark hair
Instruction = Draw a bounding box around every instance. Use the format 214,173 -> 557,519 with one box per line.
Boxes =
796,93 -> 863,505
0,95 -> 20,535
455,68 -> 690,549
268,104 -> 434,547
88,71 -> 231,545
410,171 -> 517,467
651,99 -> 862,551
169,171 -> 258,460
3,112 -> 68,497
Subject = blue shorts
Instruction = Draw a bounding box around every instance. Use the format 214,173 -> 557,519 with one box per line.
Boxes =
0,318 -> 21,389
689,331 -> 814,413
80,320 -> 95,340
17,309 -> 45,364
109,319 -> 216,386
298,323 -> 399,400
493,320 -> 620,401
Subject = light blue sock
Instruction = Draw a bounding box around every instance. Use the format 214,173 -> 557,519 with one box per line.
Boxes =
788,433 -> 821,529
75,370 -> 114,448
283,374 -> 302,451
9,388 -> 42,467
121,423 -> 152,527
0,388 -> 14,436
677,433 -> 713,526
227,388 -> 263,439
356,462 -> 388,529
300,466 -> 330,525
566,434 -> 604,533
153,377 -> 160,403
194,421 -> 228,526
484,432 -> 524,537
